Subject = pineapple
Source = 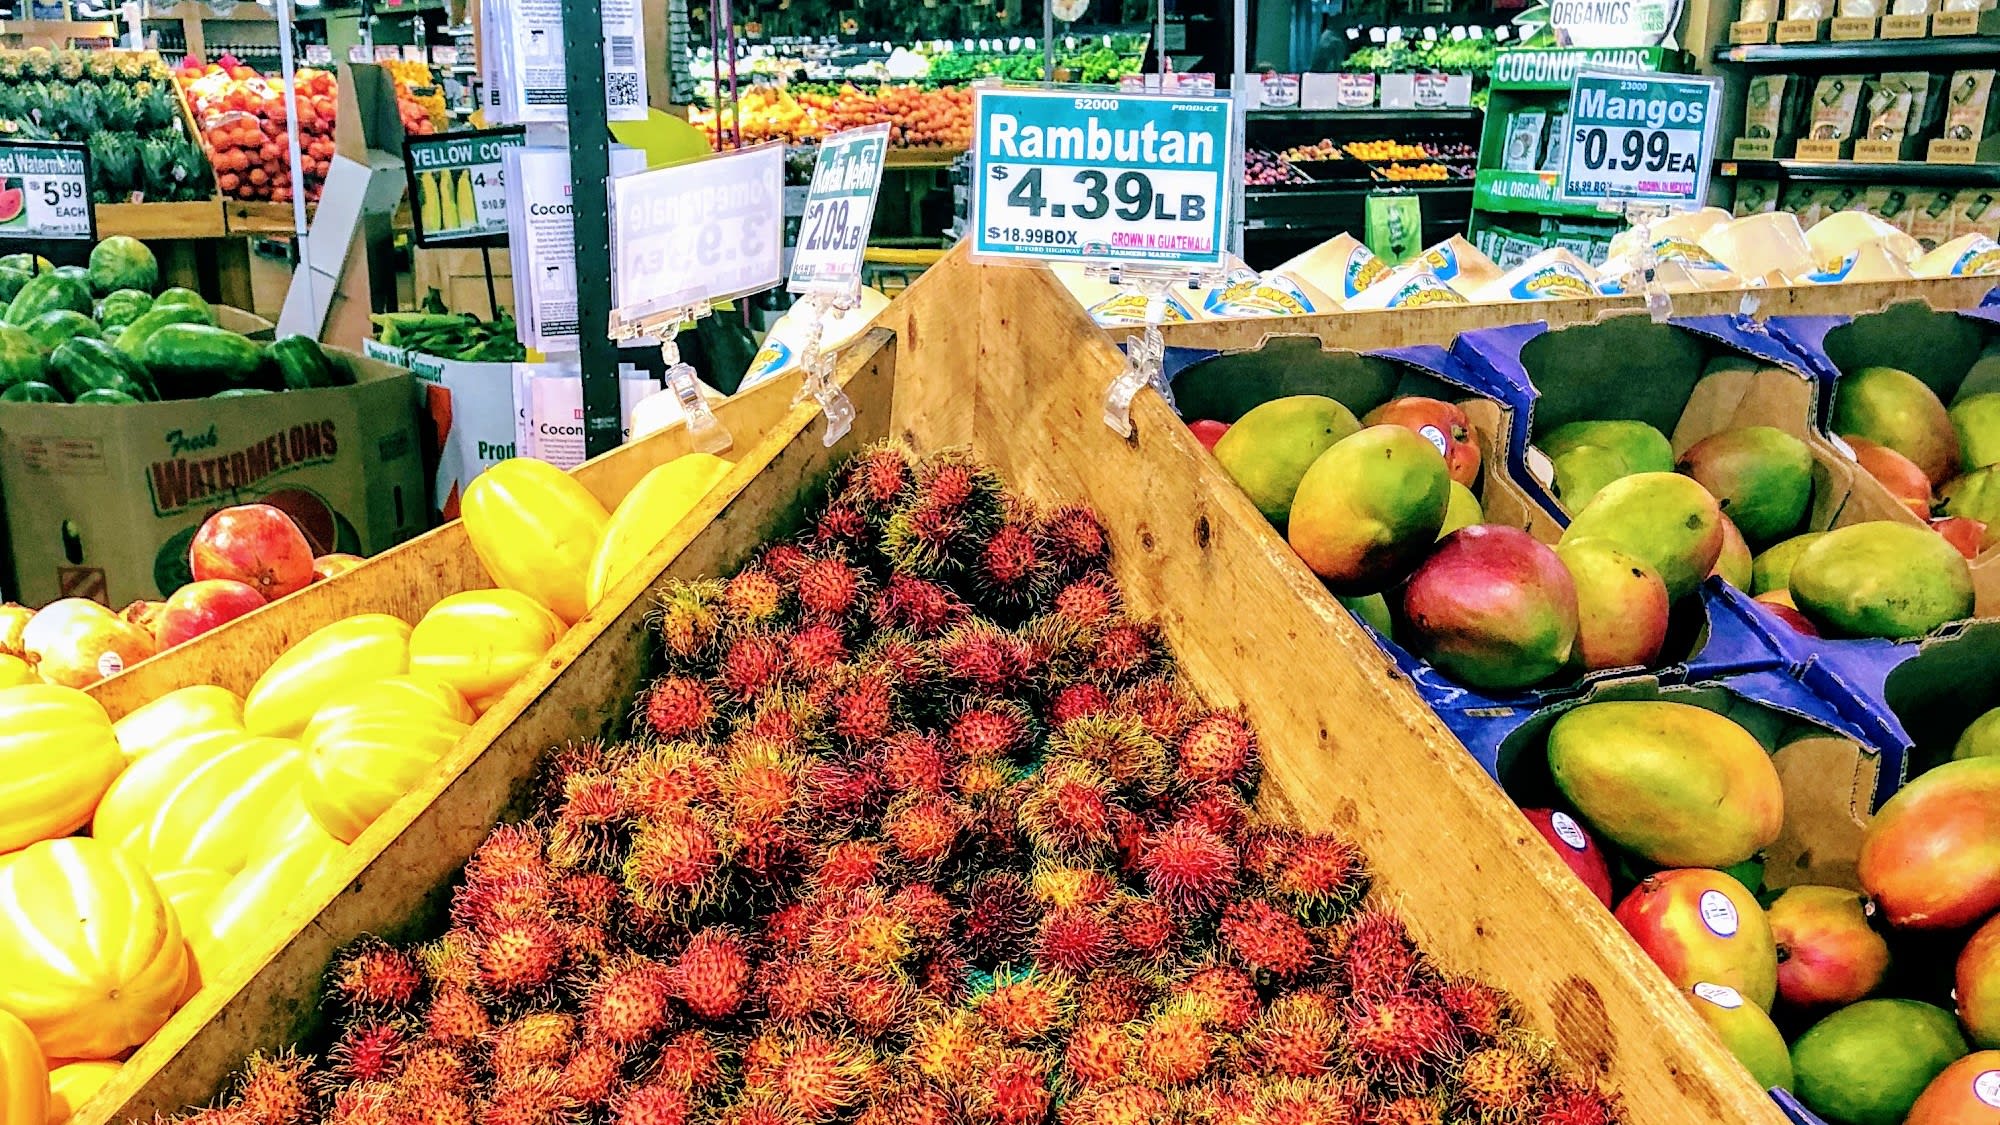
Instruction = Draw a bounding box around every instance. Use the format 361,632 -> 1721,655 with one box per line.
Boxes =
55,49 -> 83,83
23,47 -> 53,81
113,51 -> 143,83
0,51 -> 22,84
85,50 -> 113,81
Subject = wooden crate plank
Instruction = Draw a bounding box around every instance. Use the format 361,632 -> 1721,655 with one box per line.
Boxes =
95,201 -> 228,242
951,257 -> 1786,1125
84,333 -> 899,1125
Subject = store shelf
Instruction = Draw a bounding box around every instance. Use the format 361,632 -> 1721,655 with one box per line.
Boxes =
1713,35 -> 2000,66
1246,106 -> 1485,124
1717,157 -> 2000,187
882,146 -> 965,170
1243,182 -> 1472,233
95,199 -> 228,240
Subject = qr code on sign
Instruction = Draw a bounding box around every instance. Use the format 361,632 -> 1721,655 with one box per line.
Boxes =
608,72 -> 640,107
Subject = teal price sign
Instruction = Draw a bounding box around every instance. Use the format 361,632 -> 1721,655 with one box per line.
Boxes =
970,88 -> 1233,268
1557,71 -> 1722,209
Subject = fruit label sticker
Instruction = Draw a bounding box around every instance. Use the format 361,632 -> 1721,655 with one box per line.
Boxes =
970,88 -> 1234,268
0,140 -> 93,242
1558,72 -> 1722,209
609,143 -> 784,331
404,127 -> 526,249
1691,982 -> 1744,1009
1550,811 -> 1590,850
1698,890 -> 1740,937
789,124 -> 889,296
1975,1070 -> 2000,1109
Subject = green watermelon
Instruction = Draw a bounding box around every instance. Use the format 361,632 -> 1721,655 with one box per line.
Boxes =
87,236 -> 160,296
0,325 -> 43,391
95,288 -> 154,329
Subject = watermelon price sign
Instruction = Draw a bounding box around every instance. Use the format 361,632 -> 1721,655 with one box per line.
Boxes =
1558,72 -> 1722,209
789,123 -> 889,295
609,143 -> 784,331
0,141 -> 92,242
405,127 -> 527,248
970,88 -> 1233,267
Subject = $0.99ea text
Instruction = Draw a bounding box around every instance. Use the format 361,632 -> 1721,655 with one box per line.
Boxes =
618,188 -> 771,277
1570,125 -> 1698,175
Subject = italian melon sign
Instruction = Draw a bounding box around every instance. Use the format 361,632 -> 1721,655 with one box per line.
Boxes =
0,141 -> 92,242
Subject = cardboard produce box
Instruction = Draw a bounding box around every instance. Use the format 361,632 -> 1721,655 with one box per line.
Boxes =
0,349 -> 428,607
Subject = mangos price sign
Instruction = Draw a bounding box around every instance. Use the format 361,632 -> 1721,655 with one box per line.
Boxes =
405,127 -> 526,248
1557,72 -> 1722,209
609,143 -> 784,331
789,123 -> 889,296
0,141 -> 92,242
970,88 -> 1233,268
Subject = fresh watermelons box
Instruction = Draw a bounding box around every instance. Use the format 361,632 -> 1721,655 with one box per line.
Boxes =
0,347 -> 427,606
1163,337 -> 1790,776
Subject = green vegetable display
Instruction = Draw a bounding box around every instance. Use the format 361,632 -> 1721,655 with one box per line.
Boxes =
0,49 -> 214,203
371,293 -> 527,363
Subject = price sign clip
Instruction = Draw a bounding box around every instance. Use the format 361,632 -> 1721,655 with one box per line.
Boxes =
789,288 -> 860,448
1601,200 -> 1675,323
1095,264 -> 1222,438
612,304 -> 734,456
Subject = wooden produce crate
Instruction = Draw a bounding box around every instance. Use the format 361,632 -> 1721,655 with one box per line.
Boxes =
83,248 -> 1781,1125
1159,273 -> 2000,352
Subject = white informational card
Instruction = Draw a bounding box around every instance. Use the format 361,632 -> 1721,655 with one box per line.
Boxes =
504,144 -> 648,354
481,0 -> 648,125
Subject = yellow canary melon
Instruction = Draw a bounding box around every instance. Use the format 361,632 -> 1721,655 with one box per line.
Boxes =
0,683 -> 124,853
408,591 -> 564,714
461,457 -> 610,624
0,1008 -> 47,1125
46,1059 -> 123,1125
242,614 -> 412,738
300,677 -> 474,843
111,685 -> 244,762
93,733 -> 301,877
585,453 -> 734,606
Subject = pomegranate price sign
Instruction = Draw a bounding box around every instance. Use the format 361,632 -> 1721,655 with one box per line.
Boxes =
0,141 -> 92,242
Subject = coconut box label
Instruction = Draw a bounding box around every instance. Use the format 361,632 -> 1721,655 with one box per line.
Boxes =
0,140 -> 92,241
970,88 -> 1233,268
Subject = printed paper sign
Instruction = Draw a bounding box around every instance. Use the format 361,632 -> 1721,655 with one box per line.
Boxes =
1559,71 -> 1721,209
970,88 -> 1233,267
0,141 -> 92,242
610,144 -> 784,329
405,127 -> 526,247
789,123 -> 889,295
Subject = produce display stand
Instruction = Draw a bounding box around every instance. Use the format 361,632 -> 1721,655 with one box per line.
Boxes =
1156,272 -> 2000,351
80,248 -> 1781,1125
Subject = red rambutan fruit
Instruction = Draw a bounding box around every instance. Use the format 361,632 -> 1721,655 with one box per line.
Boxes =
797,554 -> 870,623
787,623 -> 850,678
1089,622 -> 1159,685
1257,1077 -> 1368,1125
423,984 -> 490,1048
771,1032 -> 873,1123
726,743 -> 805,825
862,633 -> 934,690
716,1096 -> 796,1125
489,1011 -> 576,1076
622,810 -> 725,917
613,1084 -> 691,1125
817,890 -> 915,972
1271,834 -> 1369,922
838,444 -> 916,513
391,1086 -> 473,1125
1135,1008 -> 1212,1086
1336,910 -> 1421,998
1343,992 -> 1459,1088
643,675 -> 716,740
1075,970 -> 1159,1025
804,758 -> 883,826
814,500 -> 872,553
329,938 -> 423,1013
763,901 -> 815,956
454,868 -> 557,936
733,819 -> 810,884
1177,714 -> 1259,790
546,767 -> 629,872
963,876 -> 1037,967
907,1011 -> 994,1087
1113,896 -> 1180,962
1050,573 -> 1121,632
1435,977 -> 1511,1041
477,918 -> 565,996
1366,1094 -> 1447,1125
724,566 -> 788,627
1061,1084 -> 1172,1125
881,794 -> 964,869
762,543 -> 812,583
583,954 -> 673,1046
880,730 -> 955,797
1245,993 -> 1338,1079
232,1052 -> 314,1125
323,1084 -> 394,1125
1220,898 -> 1317,980
966,1049 -> 1051,1125
721,633 -> 790,704
1019,759 -> 1116,859
1452,1046 -> 1549,1123
559,1040 -> 627,1108
831,673 -> 896,745
653,581 -> 726,667
977,521 -> 1050,607
976,970 -> 1073,1044
667,927 -> 751,1021
1116,678 -> 1193,744
842,971 -> 917,1039
937,623 -> 1033,695
1050,683 -> 1113,727
617,744 -> 719,817
396,1046 -> 470,1093
1049,715 -> 1169,798
1030,863 -> 1117,912
557,871 -> 622,927
416,931 -> 481,992
891,883 -> 957,942
1039,505 -> 1108,575
462,824 -> 550,892
654,1030 -> 726,1092
759,956 -> 845,1025
1177,786 -> 1253,845
477,1071 -> 570,1125
949,702 -> 1034,761
1034,906 -> 1119,976
1531,1081 -> 1619,1125
1178,963 -> 1262,1033
813,838 -> 889,894
872,574 -> 969,638
1064,1021 -> 1134,1088
328,1020 -> 405,1085
1137,820 -> 1241,913
854,1085 -> 955,1125
917,942 -> 973,1004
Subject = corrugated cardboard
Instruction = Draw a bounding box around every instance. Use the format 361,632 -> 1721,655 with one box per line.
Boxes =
0,349 -> 428,607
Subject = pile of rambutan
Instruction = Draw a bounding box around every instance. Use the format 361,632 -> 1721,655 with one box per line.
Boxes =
165,445 -> 1620,1125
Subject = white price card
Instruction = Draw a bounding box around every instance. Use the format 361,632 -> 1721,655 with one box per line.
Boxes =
1558,71 -> 1723,208
305,44 -> 332,64
789,123 -> 889,295
0,141 -> 92,242
405,127 -> 526,247
970,88 -> 1233,268
610,143 -> 784,330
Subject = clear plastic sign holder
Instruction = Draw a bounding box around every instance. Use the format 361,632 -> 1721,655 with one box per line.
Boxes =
1097,262 -> 1228,437
788,287 -> 861,447
610,304 -> 734,455
786,123 -> 891,448
1602,198 -> 1676,324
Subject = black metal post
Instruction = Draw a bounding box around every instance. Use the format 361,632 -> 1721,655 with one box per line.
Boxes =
564,0 -> 620,459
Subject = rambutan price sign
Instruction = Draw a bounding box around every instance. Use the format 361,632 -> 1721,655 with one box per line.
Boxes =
0,140 -> 93,242
609,143 -> 785,330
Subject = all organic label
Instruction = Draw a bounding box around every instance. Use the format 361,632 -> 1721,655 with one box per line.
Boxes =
1558,71 -> 1722,209
405,127 -> 526,248
790,123 -> 889,295
970,88 -> 1233,268
0,141 -> 91,242
610,144 -> 785,329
